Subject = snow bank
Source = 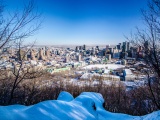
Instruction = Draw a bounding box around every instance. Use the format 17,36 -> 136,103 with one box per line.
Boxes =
0,91 -> 160,120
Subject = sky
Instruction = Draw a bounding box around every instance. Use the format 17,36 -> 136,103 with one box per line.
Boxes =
5,0 -> 148,45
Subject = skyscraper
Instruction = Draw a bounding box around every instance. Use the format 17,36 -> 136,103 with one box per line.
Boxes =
31,49 -> 36,60
122,41 -> 130,52
83,44 -> 86,50
65,54 -> 70,63
76,54 -> 81,61
38,48 -> 45,60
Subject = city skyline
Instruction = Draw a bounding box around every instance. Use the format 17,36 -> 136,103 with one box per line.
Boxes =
5,0 -> 147,45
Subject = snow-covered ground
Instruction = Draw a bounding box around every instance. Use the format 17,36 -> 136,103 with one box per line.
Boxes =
0,91 -> 159,120
83,64 -> 125,70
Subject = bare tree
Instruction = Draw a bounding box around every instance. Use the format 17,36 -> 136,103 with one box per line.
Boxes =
0,0 -> 41,50
0,0 -> 43,104
127,0 -> 160,109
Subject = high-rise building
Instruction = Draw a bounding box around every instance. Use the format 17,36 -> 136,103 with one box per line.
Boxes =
76,54 -> 81,61
122,42 -> 126,52
106,54 -> 111,61
55,50 -> 60,55
38,48 -> 45,60
122,41 -> 130,52
144,41 -> 149,50
96,46 -> 99,51
117,43 -> 121,50
45,49 -> 50,59
79,46 -> 82,50
92,47 -> 95,55
105,45 -> 110,54
65,54 -> 70,63
17,49 -> 27,61
30,49 -> 36,60
127,42 -> 130,51
83,44 -> 86,50
106,45 -> 110,51
75,46 -> 79,52
131,47 -> 137,58
113,49 -> 120,58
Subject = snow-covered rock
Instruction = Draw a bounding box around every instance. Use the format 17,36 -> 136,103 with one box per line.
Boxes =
57,91 -> 74,102
0,92 -> 160,120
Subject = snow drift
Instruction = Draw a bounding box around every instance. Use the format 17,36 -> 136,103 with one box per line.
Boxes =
0,91 -> 160,120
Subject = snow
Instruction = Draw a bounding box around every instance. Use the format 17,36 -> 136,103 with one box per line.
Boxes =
79,72 -> 121,81
80,73 -> 93,79
123,80 -> 145,88
30,60 -> 37,65
75,71 -> 84,75
115,61 -> 121,64
134,62 -> 146,66
83,64 -> 125,70
57,91 -> 74,102
0,91 -> 160,120
124,69 -> 133,75
104,69 -> 110,74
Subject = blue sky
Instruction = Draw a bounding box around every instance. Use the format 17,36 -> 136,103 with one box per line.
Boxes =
5,0 -> 147,45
